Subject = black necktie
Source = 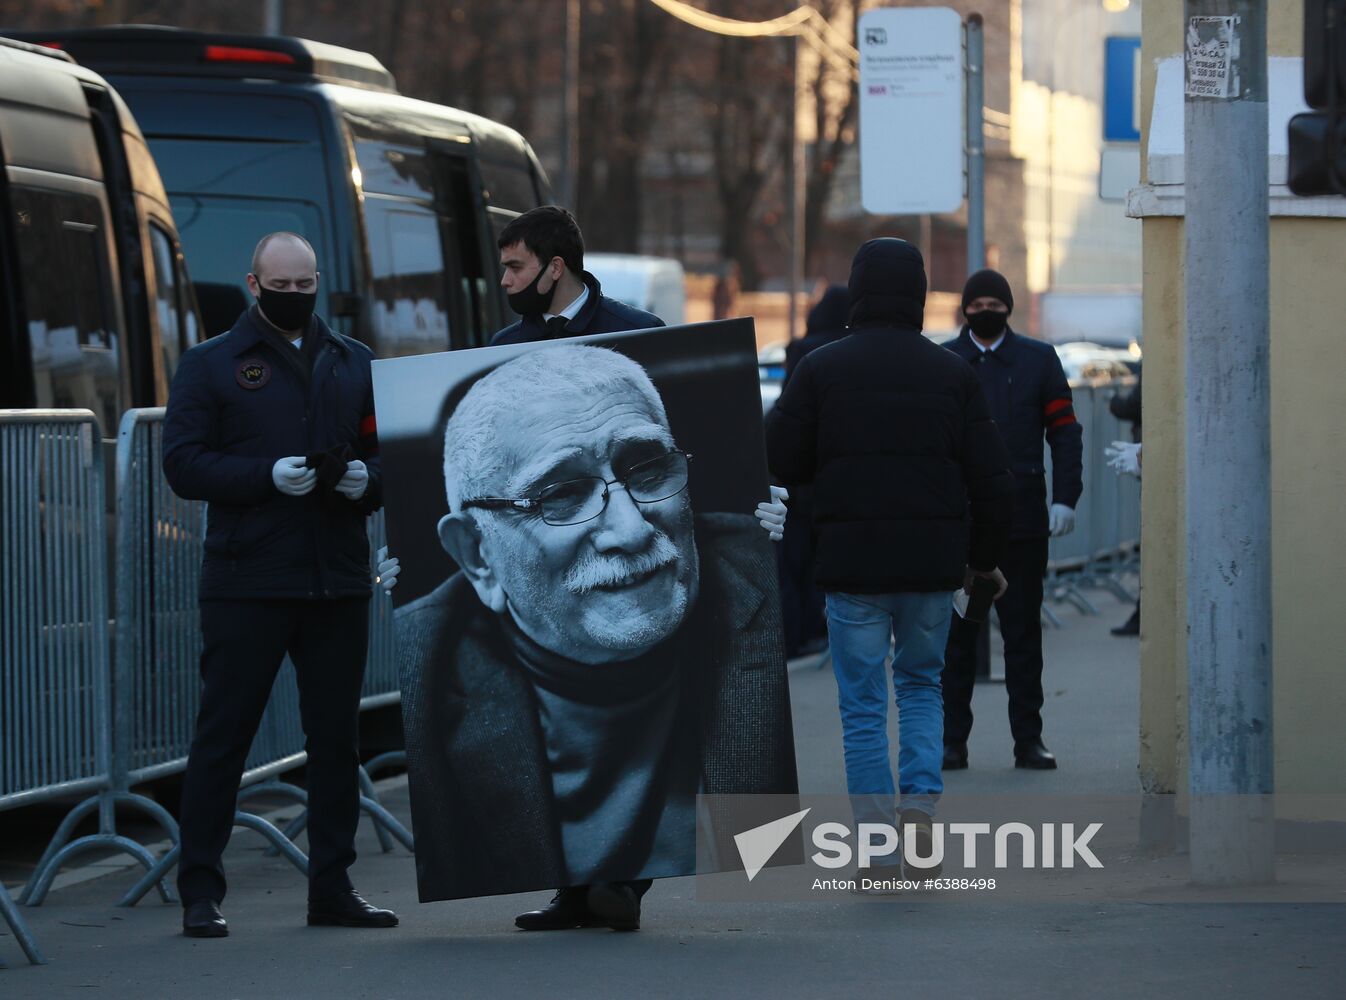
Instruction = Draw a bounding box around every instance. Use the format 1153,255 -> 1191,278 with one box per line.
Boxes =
546,315 -> 569,338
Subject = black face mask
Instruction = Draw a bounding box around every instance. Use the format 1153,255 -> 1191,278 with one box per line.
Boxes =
507,259 -> 559,317
966,309 -> 1009,341
257,285 -> 317,333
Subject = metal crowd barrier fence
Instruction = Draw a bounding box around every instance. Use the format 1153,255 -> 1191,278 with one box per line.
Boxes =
268,508 -> 410,856
6,408 -> 411,917
109,409 -> 411,907
1,882 -> 43,967
1,410 -> 121,964
1044,379 -> 1141,622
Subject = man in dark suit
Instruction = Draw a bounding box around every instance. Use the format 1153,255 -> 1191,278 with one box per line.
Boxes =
395,344 -> 797,929
941,269 -> 1084,770
491,206 -> 663,347
163,232 -> 396,937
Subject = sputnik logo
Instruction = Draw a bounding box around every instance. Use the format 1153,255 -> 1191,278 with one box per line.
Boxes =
734,808 -> 811,882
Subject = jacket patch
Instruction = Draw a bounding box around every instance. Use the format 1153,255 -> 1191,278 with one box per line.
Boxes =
235,359 -> 271,390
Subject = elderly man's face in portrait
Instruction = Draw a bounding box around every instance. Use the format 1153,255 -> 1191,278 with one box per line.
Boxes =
446,379 -> 700,665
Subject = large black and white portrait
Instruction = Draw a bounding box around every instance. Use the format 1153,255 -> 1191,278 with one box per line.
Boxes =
372,321 -> 798,902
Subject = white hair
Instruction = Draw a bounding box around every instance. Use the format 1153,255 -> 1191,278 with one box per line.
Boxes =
442,345 -> 670,511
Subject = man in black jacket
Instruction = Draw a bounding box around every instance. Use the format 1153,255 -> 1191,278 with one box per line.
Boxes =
162,232 -> 396,938
766,239 -> 1012,864
478,206 -> 790,929
491,206 -> 662,347
778,284 -> 850,657
941,269 -> 1084,771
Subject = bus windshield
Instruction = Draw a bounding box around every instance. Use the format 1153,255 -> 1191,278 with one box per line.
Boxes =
168,192 -> 326,337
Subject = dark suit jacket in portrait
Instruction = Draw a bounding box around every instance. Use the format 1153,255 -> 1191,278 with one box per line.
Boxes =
395,512 -> 799,901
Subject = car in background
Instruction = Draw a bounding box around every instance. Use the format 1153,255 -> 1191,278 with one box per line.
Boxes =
14,26 -> 551,356
0,35 -> 199,438
1054,340 -> 1141,382
585,252 -> 686,326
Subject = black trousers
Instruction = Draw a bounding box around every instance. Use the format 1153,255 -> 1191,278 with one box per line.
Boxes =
942,538 -> 1048,746
177,598 -> 370,905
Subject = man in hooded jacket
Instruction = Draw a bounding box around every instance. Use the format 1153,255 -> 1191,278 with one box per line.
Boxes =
778,285 -> 850,657
765,239 -> 1012,862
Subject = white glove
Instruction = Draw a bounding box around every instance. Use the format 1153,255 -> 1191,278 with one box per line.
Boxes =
754,485 -> 790,542
272,456 -> 316,497
374,545 -> 400,592
336,459 -> 369,500
1049,503 -> 1076,537
1105,440 -> 1142,477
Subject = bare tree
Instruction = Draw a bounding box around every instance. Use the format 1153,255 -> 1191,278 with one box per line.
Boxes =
573,0 -> 674,252
802,0 -> 860,275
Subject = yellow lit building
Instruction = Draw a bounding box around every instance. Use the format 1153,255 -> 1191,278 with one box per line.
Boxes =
1129,2 -> 1346,828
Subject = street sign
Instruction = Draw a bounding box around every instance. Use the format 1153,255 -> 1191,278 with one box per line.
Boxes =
1104,35 -> 1142,142
858,6 -> 964,215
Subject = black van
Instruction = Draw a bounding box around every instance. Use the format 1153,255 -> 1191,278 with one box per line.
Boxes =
0,36 -> 200,433
14,27 -> 552,355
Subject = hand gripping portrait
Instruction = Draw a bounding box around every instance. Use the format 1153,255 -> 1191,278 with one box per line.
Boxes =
381,335 -> 798,902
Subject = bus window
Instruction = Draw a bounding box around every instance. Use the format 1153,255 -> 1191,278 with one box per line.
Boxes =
354,137 -> 436,200
432,152 -> 495,348
148,223 -> 199,380
12,186 -> 120,434
168,193 -> 324,337
364,199 -> 451,357
479,160 -> 539,216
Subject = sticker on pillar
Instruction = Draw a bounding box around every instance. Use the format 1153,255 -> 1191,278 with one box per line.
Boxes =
1185,15 -> 1239,99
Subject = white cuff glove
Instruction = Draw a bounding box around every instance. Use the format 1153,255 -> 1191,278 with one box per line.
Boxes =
272,456 -> 316,497
754,485 -> 790,542
1049,502 -> 1076,537
1105,440 -> 1142,477
336,459 -> 369,500
374,546 -> 400,592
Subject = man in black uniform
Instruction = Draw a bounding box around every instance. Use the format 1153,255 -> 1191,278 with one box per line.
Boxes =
466,206 -> 787,931
941,269 -> 1083,771
163,232 -> 397,937
484,207 -> 664,932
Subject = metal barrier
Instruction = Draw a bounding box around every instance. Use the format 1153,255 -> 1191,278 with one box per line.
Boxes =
1,882 -> 44,967
1045,379 -> 1141,619
8,408 -> 411,915
101,409 -> 410,906
1,410 -> 175,923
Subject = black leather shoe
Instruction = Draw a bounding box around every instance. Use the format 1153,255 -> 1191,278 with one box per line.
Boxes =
182,899 -> 228,938
587,882 -> 641,931
307,889 -> 398,928
1014,739 -> 1058,770
515,887 -> 602,931
942,742 -> 968,770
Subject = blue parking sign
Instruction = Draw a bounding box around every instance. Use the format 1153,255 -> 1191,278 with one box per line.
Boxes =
1104,36 -> 1142,142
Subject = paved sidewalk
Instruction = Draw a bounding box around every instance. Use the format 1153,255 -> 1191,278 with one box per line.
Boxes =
3,589 -> 1343,998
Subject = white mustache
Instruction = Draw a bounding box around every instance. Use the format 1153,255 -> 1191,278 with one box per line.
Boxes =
564,533 -> 681,596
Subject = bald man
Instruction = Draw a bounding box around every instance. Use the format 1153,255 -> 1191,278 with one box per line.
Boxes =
163,231 -> 397,937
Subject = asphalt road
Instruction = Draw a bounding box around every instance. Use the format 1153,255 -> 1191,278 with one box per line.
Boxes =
4,588 -> 1343,998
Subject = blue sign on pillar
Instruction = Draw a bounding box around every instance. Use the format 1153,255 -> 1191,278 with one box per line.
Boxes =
1104,36 -> 1142,142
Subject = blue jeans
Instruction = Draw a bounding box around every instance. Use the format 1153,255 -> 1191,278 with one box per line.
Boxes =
825,591 -> 954,826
